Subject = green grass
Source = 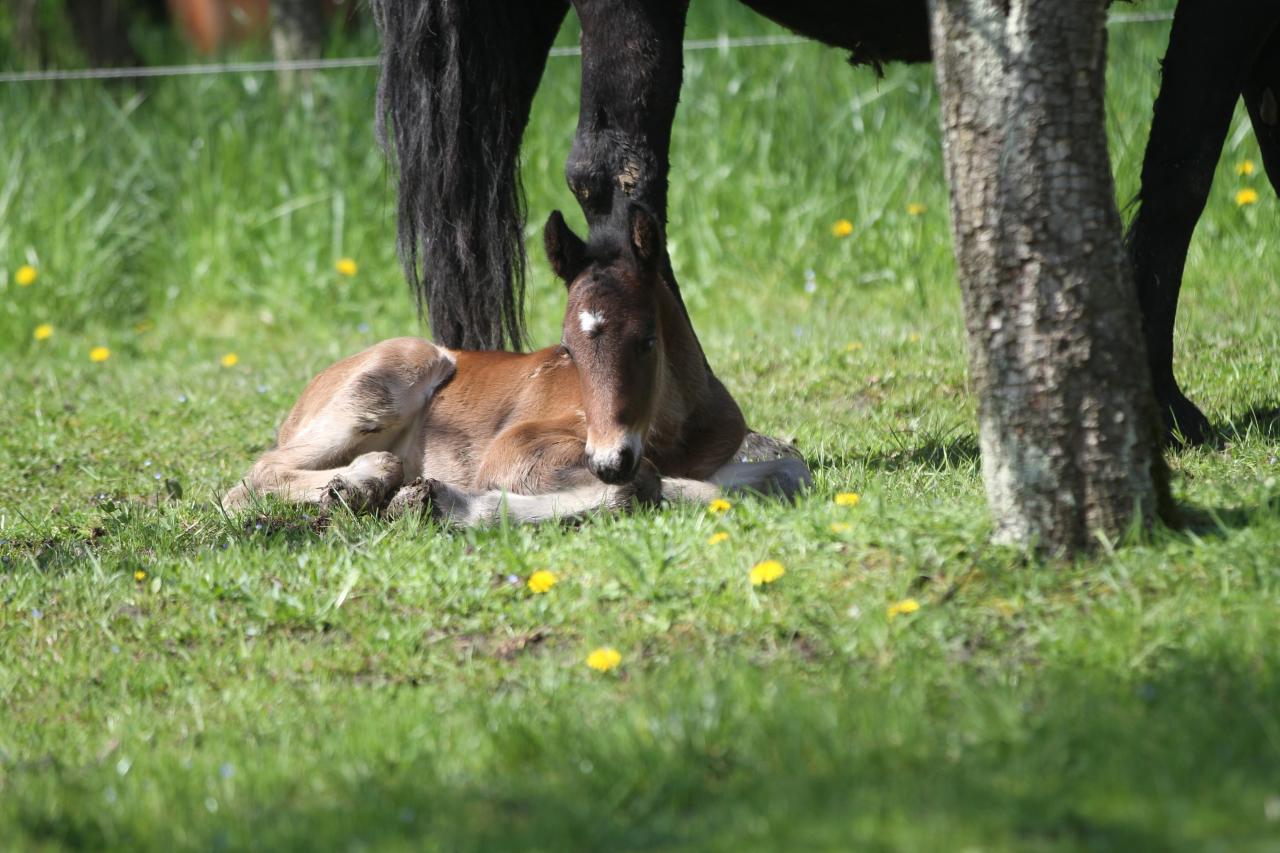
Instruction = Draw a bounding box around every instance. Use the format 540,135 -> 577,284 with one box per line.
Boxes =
4,2 -> 1280,849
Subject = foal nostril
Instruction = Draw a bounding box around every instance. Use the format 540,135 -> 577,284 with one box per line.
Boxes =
615,445 -> 636,477
588,444 -> 639,485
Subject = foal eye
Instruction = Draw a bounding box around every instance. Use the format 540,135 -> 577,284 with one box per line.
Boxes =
638,335 -> 657,353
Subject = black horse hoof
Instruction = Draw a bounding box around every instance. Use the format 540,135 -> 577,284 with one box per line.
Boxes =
1161,393 -> 1211,447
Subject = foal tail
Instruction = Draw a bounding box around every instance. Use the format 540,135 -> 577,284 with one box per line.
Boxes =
371,0 -> 567,351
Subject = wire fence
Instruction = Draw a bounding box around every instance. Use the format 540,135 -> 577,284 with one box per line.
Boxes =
0,11 -> 1175,85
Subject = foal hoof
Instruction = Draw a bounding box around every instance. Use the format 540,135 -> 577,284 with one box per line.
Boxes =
320,476 -> 379,513
322,452 -> 405,513
735,430 -> 805,464
385,478 -> 441,520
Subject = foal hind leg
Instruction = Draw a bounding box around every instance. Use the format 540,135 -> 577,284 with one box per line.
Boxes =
1126,3 -> 1279,444
223,338 -> 455,511
224,448 -> 406,513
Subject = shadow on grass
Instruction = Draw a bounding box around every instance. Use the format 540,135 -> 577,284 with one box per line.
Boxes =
854,434 -> 981,473
1212,402 -> 1280,445
23,649 -> 1273,850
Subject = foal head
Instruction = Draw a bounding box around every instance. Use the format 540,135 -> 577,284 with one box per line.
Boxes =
545,204 -> 668,484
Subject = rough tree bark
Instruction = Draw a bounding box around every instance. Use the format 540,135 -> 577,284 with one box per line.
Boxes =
927,0 -> 1173,555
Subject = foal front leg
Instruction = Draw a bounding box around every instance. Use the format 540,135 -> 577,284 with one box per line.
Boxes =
387,418 -> 661,526
659,457 -> 813,506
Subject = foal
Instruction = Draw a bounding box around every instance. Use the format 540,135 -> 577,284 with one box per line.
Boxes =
223,205 -> 810,525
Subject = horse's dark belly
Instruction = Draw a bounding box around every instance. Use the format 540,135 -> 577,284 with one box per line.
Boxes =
736,0 -> 932,66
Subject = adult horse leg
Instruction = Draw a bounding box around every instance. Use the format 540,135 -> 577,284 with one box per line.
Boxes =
568,0 -> 688,303
1244,22 -> 1280,196
372,0 -> 569,350
1126,1 -> 1280,444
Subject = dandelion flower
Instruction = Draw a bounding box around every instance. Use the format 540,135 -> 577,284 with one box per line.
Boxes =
33,323 -> 53,341
707,531 -> 729,546
708,498 -> 732,514
834,492 -> 861,507
1236,188 -> 1260,206
908,333 -> 921,343
134,570 -> 147,582
586,646 -> 622,672
749,559 -> 785,586
887,598 -> 921,620
527,570 -> 558,594
1237,159 -> 1256,176
220,353 -> 239,368
89,346 -> 111,363
831,218 -> 854,238
335,258 -> 358,277
15,265 -> 37,286
830,522 -> 851,534
845,342 -> 863,353
906,202 -> 927,216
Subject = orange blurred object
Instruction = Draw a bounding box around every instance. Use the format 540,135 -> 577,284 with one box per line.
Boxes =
167,0 -> 270,54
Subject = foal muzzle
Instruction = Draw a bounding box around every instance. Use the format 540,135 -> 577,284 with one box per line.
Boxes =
586,433 -> 644,485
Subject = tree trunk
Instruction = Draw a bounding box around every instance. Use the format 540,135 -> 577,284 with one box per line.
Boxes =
927,0 -> 1173,556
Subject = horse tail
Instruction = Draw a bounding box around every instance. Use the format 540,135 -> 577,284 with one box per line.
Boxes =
372,1 -> 568,350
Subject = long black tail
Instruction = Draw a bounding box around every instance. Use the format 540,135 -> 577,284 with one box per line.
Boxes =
372,0 -> 568,350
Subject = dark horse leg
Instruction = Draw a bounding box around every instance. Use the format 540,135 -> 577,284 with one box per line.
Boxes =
372,0 -> 569,350
1244,23 -> 1280,197
1126,1 -> 1280,445
567,0 -> 688,252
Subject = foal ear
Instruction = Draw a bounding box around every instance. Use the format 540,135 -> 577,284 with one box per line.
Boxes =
544,210 -> 588,285
628,204 -> 662,269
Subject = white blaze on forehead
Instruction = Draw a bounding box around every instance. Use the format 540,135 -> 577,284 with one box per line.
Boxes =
579,310 -> 605,334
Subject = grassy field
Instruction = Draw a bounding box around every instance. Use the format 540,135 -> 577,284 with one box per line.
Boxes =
3,2 -> 1280,849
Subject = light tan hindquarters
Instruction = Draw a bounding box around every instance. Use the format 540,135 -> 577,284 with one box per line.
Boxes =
222,337 -> 456,510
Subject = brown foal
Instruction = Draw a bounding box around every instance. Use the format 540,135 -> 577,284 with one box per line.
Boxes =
223,204 -> 811,525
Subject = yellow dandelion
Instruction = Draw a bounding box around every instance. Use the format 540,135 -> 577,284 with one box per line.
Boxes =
1236,188 -> 1260,206
708,498 -> 732,515
33,323 -> 53,341
586,646 -> 622,672
527,570 -> 558,594
134,570 -> 147,582
220,352 -> 239,368
831,218 -> 854,238
908,333 -> 921,343
906,202 -> 927,216
335,258 -> 358,277
1236,159 -> 1256,176
829,522 -> 851,534
887,598 -> 921,620
707,531 -> 730,546
834,492 -> 861,507
749,559 -> 785,586
845,342 -> 863,353
89,346 -> 111,363
15,265 -> 38,286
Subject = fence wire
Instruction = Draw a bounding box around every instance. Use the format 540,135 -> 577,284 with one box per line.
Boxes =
0,12 -> 1175,85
